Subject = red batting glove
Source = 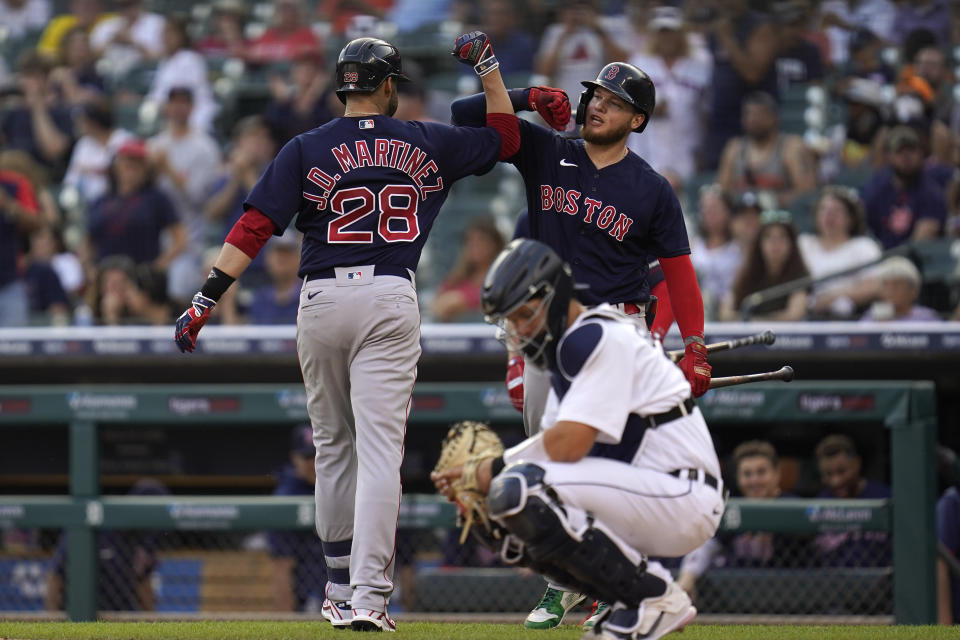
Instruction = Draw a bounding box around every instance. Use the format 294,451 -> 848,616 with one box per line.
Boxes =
678,337 -> 711,397
528,86 -> 571,131
174,293 -> 215,353
505,356 -> 525,412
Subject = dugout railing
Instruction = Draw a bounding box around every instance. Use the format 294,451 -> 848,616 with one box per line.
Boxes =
0,381 -> 936,623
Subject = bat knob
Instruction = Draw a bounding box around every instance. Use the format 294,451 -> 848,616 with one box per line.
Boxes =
762,330 -> 776,346
781,365 -> 794,382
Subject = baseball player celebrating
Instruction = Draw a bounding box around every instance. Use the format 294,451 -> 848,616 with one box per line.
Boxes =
432,238 -> 725,640
174,33 -> 520,631
452,63 -> 709,628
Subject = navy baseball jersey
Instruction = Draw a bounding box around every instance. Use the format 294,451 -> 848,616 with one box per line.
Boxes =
245,116 -> 501,276
452,95 -> 690,305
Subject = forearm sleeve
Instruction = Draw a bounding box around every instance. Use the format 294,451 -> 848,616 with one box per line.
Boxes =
648,277 -> 675,340
451,89 -> 531,126
659,254 -> 705,340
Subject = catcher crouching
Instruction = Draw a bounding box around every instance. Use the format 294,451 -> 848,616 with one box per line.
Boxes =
431,239 -> 727,640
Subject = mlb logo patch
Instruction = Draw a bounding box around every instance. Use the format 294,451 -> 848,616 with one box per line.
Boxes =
359,119 -> 374,129
347,271 -> 363,279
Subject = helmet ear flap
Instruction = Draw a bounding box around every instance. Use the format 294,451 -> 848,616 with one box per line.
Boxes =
575,87 -> 593,127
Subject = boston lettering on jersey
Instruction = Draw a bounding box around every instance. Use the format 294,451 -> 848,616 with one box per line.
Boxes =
539,185 -> 634,242
303,139 -> 444,209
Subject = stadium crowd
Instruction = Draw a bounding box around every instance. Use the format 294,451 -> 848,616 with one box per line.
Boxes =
0,0 -> 958,329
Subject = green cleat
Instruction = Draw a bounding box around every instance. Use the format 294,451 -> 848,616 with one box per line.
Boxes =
524,587 -> 587,629
581,600 -> 609,630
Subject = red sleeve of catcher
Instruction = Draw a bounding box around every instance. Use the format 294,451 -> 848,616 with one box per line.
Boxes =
486,112 -> 520,160
225,207 -> 277,259
659,254 -> 704,340
648,278 -> 675,341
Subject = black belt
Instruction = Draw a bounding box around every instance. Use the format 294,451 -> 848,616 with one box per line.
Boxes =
304,264 -> 411,282
669,467 -> 730,501
645,397 -> 695,429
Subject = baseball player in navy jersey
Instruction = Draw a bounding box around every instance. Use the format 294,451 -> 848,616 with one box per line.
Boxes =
452,63 -> 708,629
433,239 -> 725,640
174,33 -> 520,631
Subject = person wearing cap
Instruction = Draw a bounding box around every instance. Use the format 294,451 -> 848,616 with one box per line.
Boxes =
627,5 -> 712,188
85,138 -> 186,305
772,0 -> 825,93
719,209 -> 810,321
248,230 -> 303,324
246,0 -> 321,65
63,97 -> 135,205
269,424 -> 328,612
717,91 -> 817,209
859,255 -> 941,322
730,190 -> 764,254
861,124 -> 946,249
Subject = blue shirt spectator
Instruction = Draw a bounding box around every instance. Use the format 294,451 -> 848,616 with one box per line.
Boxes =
937,486 -> 960,623
247,231 -> 302,325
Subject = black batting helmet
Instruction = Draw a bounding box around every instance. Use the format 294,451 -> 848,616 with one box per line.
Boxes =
575,62 -> 656,133
335,37 -> 409,104
482,239 -> 575,370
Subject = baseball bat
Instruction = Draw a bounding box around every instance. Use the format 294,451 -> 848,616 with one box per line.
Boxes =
708,366 -> 794,389
668,330 -> 776,363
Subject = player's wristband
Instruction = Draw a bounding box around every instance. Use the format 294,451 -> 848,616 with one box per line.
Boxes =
199,266 -> 236,302
475,54 -> 499,77
490,456 -> 506,477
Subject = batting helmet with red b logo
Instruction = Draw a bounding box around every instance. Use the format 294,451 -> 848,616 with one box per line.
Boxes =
335,37 -> 410,104
575,62 -> 656,133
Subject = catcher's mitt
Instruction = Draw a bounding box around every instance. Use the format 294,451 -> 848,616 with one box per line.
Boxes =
433,420 -> 504,543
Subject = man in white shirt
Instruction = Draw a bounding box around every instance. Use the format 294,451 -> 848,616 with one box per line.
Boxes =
89,0 -> 164,77
63,99 -> 135,205
0,0 -> 50,40
432,239 -> 725,640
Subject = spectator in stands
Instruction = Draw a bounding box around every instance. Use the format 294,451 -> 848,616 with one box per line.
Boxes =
937,484 -> 960,624
892,1 -> 951,49
194,0 -> 248,59
719,209 -> 809,322
0,165 -> 43,327
730,190 -> 764,255
534,0 -> 633,123
429,216 -> 505,323
148,87 -> 222,304
386,0 -> 453,34
861,125 -> 946,249
840,27 -> 895,86
246,0 -> 321,65
698,0 -> 778,170
0,149 -> 60,228
826,78 -> 888,178
23,229 -> 70,325
49,26 -> 106,106
690,185 -> 742,320
46,478 -> 167,611
63,98 -> 135,206
907,44 -> 956,131
627,5 -> 712,188
0,52 -> 75,180
773,0 -> 826,93
0,0 -> 51,41
26,225 -> 82,304
269,424 -> 327,612
819,0 -> 895,66
800,186 -> 882,318
394,74 -> 434,124
318,0 -> 392,37
144,16 -> 218,133
89,0 -> 165,79
86,138 -> 185,292
717,91 -> 817,209
36,0 -> 111,61
860,255 -> 941,322
249,230 -> 302,325
264,50 -> 338,145
474,0 -> 536,77
88,254 -> 166,325
812,434 -> 891,567
676,441 -> 798,600
893,46 -> 956,170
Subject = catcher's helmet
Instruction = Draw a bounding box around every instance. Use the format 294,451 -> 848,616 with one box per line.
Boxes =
575,62 -> 656,133
335,37 -> 409,104
481,239 -> 575,370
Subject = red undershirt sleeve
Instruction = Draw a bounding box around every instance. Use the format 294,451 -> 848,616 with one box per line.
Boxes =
648,278 -> 675,341
658,254 -> 705,340
486,112 -> 520,160
225,207 -> 277,259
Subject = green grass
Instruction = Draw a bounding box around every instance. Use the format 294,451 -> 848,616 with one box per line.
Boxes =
1,623 -> 960,640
